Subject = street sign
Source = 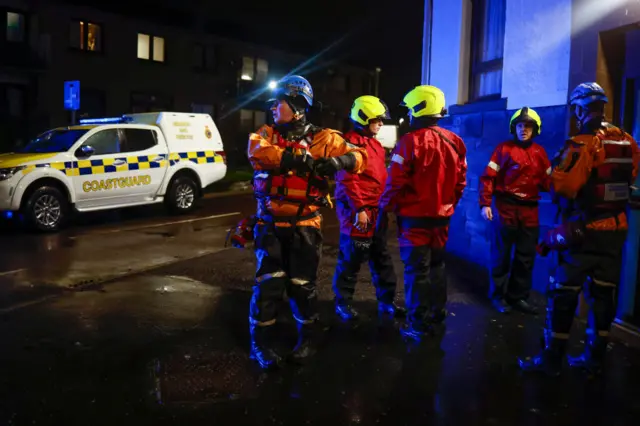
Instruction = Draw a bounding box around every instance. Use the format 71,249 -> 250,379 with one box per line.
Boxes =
64,80 -> 80,111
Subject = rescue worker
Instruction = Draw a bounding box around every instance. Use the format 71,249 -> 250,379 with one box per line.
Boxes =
247,75 -> 367,370
519,82 -> 640,376
380,85 -> 467,340
332,95 -> 404,321
480,107 -> 551,314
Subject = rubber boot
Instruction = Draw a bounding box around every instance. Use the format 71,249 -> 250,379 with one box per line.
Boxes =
518,330 -> 566,377
400,320 -> 432,342
378,301 -> 406,318
335,301 -> 359,321
249,323 -> 282,370
290,320 -> 318,363
567,333 -> 607,375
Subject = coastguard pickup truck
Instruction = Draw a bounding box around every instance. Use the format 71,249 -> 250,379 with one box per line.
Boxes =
0,112 -> 227,232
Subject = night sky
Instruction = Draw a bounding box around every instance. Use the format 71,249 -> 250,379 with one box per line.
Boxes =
62,0 -> 424,107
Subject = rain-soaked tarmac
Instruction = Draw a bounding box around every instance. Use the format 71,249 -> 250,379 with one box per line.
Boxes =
0,192 -> 639,425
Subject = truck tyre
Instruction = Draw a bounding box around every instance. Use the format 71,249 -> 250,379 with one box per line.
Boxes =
166,175 -> 198,215
23,186 -> 69,232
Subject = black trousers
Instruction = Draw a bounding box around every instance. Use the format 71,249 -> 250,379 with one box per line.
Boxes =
249,221 -> 322,326
332,229 -> 397,305
546,229 -> 626,342
399,245 -> 446,326
489,222 -> 539,302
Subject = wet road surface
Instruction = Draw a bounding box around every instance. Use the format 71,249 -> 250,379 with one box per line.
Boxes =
1,193 -> 639,425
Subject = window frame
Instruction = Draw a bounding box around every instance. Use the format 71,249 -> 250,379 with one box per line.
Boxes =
468,0 -> 506,102
193,43 -> 217,72
240,56 -> 269,82
5,10 -> 27,43
137,33 -> 166,63
69,18 -> 104,53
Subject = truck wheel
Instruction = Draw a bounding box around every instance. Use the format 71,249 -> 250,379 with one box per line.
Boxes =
166,175 -> 198,215
23,186 -> 69,232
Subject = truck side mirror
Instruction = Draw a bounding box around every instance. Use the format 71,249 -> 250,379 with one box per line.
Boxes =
76,145 -> 95,158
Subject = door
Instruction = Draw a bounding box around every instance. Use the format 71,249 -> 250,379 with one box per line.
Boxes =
618,76 -> 640,326
117,127 -> 168,201
73,127 -> 168,209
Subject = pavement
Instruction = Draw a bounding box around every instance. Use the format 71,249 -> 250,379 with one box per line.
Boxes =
0,192 -> 639,425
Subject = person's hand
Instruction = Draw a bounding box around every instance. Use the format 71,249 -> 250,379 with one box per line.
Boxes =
281,151 -> 314,173
481,206 -> 493,221
314,153 -> 355,176
354,210 -> 370,232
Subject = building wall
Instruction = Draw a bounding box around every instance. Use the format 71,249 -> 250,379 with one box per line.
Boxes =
0,0 -> 371,161
424,0 -> 575,291
501,0 -> 572,110
424,0 -> 640,293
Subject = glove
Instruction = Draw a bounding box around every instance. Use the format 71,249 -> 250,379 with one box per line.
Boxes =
314,153 -> 356,176
536,242 -> 551,257
281,150 -> 314,173
225,216 -> 257,249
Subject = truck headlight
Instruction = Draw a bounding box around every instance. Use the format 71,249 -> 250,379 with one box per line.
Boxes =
0,166 -> 26,181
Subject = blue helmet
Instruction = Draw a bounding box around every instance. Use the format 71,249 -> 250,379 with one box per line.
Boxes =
569,82 -> 608,107
269,75 -> 314,107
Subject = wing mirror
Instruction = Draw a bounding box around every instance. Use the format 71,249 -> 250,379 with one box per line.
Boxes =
76,145 -> 95,157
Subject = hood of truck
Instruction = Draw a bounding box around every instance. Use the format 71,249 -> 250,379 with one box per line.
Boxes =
0,153 -> 59,168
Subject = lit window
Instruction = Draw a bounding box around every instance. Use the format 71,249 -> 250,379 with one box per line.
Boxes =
153,37 -> 164,62
6,12 -> 25,42
241,57 -> 254,80
469,0 -> 506,100
256,59 -> 268,83
137,33 -> 165,62
137,34 -> 150,59
70,20 -> 102,52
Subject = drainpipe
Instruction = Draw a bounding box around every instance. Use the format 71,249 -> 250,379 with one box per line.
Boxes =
422,0 -> 433,85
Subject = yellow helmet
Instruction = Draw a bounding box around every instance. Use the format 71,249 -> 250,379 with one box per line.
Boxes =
401,85 -> 446,117
350,95 -> 391,126
510,107 -> 542,136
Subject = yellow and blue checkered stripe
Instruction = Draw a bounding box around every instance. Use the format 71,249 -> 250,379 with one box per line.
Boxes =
22,151 -> 223,176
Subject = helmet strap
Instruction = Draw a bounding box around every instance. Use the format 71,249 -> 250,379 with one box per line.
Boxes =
354,122 -> 374,137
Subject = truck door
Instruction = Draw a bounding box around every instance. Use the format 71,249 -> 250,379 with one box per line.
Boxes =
73,128 -> 135,209
117,127 -> 168,201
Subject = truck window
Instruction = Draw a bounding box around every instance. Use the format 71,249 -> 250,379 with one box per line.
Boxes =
120,129 -> 157,153
82,129 -> 121,155
18,129 -> 90,153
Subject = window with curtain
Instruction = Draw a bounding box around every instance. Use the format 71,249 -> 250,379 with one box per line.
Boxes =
469,0 -> 506,101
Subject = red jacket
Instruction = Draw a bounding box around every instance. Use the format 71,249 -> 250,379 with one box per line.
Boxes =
479,140 -> 551,207
380,126 -> 467,218
335,130 -> 387,237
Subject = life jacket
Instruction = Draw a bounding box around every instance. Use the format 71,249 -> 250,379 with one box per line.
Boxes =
577,124 -> 635,216
252,129 -> 330,206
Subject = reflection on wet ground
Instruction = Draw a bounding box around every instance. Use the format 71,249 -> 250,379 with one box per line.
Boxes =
0,194 -> 638,424
0,245 -> 638,425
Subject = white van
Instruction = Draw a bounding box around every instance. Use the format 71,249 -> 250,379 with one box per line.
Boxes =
0,112 -> 227,232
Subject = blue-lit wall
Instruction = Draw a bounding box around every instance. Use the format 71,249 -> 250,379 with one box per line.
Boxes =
437,106 -> 568,293
424,0 -> 573,292
425,0 -> 640,306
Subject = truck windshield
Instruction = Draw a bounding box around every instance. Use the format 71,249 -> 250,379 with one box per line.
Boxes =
18,129 -> 90,154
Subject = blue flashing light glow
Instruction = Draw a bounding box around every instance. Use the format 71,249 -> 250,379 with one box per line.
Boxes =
78,115 -> 133,125
3,211 -> 13,219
